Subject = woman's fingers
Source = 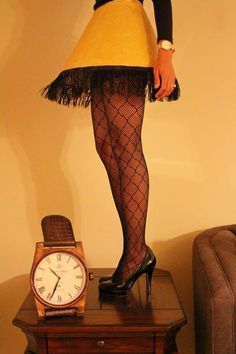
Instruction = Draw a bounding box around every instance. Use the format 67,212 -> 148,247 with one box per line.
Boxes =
154,68 -> 161,90
156,72 -> 168,100
155,69 -> 176,100
165,75 -> 176,97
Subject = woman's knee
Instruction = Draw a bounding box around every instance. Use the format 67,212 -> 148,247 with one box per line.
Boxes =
110,131 -> 142,160
94,136 -> 113,162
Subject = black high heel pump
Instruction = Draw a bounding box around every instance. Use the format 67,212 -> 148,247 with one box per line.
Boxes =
98,246 -> 156,295
99,262 -> 122,283
99,274 -> 113,283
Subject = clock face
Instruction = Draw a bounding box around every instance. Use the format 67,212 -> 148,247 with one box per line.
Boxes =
32,252 -> 87,306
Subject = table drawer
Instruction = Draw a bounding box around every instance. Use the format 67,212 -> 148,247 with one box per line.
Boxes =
48,333 -> 154,353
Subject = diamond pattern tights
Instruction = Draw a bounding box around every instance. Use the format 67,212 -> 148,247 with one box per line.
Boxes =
90,77 -> 149,282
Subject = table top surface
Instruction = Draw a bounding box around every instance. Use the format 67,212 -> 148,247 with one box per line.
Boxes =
13,268 -> 187,333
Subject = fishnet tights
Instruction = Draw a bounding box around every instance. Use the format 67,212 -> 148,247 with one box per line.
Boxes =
90,77 -> 149,282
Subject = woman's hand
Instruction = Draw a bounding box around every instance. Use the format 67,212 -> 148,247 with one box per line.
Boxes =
153,48 -> 176,101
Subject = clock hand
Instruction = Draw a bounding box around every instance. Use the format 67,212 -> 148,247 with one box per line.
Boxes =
49,267 -> 60,278
50,276 -> 61,299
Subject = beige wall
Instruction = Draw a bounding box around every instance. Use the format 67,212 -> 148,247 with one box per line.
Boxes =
1,0 -> 236,353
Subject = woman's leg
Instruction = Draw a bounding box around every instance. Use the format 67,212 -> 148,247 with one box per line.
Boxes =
90,87 -> 127,257
90,77 -> 150,283
101,77 -> 149,282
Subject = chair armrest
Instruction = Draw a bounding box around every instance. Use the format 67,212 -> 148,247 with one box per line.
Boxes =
193,224 -> 236,354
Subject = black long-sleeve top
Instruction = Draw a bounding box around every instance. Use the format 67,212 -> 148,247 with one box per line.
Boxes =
93,0 -> 173,44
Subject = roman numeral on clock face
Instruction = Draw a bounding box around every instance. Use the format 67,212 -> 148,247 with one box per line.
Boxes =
46,293 -> 52,300
74,285 -> 81,290
73,264 -> 80,269
38,286 -> 45,294
56,253 -> 62,261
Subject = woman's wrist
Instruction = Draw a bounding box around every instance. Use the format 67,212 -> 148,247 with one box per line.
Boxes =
156,47 -> 173,60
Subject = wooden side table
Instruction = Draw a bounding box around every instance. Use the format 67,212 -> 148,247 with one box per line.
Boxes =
12,268 -> 187,354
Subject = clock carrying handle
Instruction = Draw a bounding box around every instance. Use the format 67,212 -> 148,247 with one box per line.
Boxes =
41,215 -> 76,247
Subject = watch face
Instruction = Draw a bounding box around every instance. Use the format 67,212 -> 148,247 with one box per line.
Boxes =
32,251 -> 87,306
161,40 -> 171,49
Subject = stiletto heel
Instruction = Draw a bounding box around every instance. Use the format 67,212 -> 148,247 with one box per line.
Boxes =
146,266 -> 155,295
99,246 -> 156,295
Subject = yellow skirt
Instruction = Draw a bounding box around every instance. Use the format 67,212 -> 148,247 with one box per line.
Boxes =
41,0 -> 180,108
63,0 -> 158,69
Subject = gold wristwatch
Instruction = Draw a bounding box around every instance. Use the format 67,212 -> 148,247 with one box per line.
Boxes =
158,40 -> 175,53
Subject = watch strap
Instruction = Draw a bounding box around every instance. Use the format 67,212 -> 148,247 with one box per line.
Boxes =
45,307 -> 78,317
41,215 -> 76,247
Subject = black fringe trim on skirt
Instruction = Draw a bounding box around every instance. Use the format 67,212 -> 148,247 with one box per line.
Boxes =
41,66 -> 180,108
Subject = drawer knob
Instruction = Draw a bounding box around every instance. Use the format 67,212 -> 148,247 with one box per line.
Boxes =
96,340 -> 105,347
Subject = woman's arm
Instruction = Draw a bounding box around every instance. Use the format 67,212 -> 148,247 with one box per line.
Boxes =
152,0 -> 176,101
152,0 -> 173,44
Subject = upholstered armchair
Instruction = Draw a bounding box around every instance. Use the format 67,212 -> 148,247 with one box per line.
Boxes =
193,223 -> 236,354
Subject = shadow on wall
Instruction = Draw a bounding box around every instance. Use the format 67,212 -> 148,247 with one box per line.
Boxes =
153,229 -> 203,354
0,0 -> 90,243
